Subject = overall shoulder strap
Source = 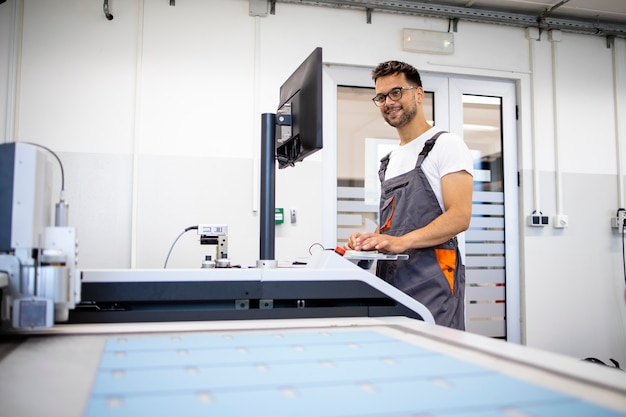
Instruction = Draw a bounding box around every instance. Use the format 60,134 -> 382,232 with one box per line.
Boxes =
378,152 -> 391,182
416,130 -> 447,167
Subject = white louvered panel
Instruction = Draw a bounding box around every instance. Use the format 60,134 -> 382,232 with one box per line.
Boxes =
471,204 -> 504,216
474,191 -> 504,203
469,216 -> 504,228
465,229 -> 505,242
466,319 -> 506,338
337,186 -> 377,245
466,269 -> 505,284
337,200 -> 378,213
337,228 -> 356,240
466,285 -> 505,300
466,302 -> 506,318
337,186 -> 365,199
465,190 -> 507,339
338,213 -> 363,226
465,256 -> 505,268
465,242 -> 505,255
473,169 -> 491,182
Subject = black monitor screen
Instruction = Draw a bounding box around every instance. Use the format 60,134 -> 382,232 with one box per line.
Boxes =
275,47 -> 323,169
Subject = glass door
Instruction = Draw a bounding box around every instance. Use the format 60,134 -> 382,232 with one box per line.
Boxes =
449,78 -> 520,342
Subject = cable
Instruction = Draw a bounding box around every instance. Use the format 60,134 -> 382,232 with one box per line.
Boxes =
163,225 -> 198,269
614,209 -> 626,347
621,221 -> 625,283
618,208 -> 626,283
308,242 -> 325,255
103,0 -> 113,20
22,142 -> 65,200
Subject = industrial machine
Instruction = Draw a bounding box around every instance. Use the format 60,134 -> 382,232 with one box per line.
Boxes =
0,142 -> 79,330
198,224 -> 229,268
164,224 -> 230,269
0,142 -> 431,329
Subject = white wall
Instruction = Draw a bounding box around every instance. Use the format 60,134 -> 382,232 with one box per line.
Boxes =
1,0 -> 625,364
517,29 -> 626,364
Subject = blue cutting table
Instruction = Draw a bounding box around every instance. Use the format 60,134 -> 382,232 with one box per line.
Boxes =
81,323 -> 626,417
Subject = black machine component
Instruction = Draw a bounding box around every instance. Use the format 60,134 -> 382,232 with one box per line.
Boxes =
67,277 -> 426,324
0,143 -> 16,252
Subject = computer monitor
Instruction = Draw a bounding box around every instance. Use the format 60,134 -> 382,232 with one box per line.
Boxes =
275,47 -> 323,169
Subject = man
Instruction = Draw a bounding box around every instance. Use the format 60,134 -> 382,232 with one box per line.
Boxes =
344,60 -> 473,330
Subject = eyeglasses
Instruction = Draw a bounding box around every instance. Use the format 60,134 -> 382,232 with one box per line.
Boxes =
372,86 -> 418,107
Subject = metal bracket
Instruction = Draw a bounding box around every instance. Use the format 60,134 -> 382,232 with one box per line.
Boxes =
607,35 -> 616,49
449,17 -> 459,32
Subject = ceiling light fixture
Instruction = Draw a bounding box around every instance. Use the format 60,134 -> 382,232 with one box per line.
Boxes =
402,28 -> 454,54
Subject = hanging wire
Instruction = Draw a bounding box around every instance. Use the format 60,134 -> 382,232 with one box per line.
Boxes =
622,219 -> 625,282
617,209 -> 626,283
103,0 -> 113,20
163,225 -> 198,268
22,142 -> 65,200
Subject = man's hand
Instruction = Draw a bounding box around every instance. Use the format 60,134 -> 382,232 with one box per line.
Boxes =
344,232 -> 362,250
348,232 -> 408,254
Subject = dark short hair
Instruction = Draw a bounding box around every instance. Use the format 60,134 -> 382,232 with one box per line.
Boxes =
372,60 -> 422,87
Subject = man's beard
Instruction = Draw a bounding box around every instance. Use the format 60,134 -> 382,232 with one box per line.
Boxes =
383,104 -> 417,128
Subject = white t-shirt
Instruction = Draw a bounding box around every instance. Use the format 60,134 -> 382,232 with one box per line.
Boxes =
384,126 -> 474,211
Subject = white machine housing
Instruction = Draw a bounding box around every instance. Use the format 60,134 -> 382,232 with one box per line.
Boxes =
0,142 -> 80,330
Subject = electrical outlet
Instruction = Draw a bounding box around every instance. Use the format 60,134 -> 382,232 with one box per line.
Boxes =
527,214 -> 549,227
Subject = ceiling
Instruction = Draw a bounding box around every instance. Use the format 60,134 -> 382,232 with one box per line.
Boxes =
275,0 -> 626,37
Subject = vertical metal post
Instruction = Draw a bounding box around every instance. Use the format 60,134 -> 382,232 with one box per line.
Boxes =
259,113 -> 276,261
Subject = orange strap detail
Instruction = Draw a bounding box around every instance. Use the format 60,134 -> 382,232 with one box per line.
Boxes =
434,248 -> 456,293
379,198 -> 395,233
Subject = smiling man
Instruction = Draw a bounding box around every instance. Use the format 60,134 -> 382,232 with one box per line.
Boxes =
344,60 -> 474,330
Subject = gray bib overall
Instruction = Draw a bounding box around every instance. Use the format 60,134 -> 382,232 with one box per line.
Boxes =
376,131 -> 466,330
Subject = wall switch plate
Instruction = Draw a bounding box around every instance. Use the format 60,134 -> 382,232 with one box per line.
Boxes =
554,214 -> 568,228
